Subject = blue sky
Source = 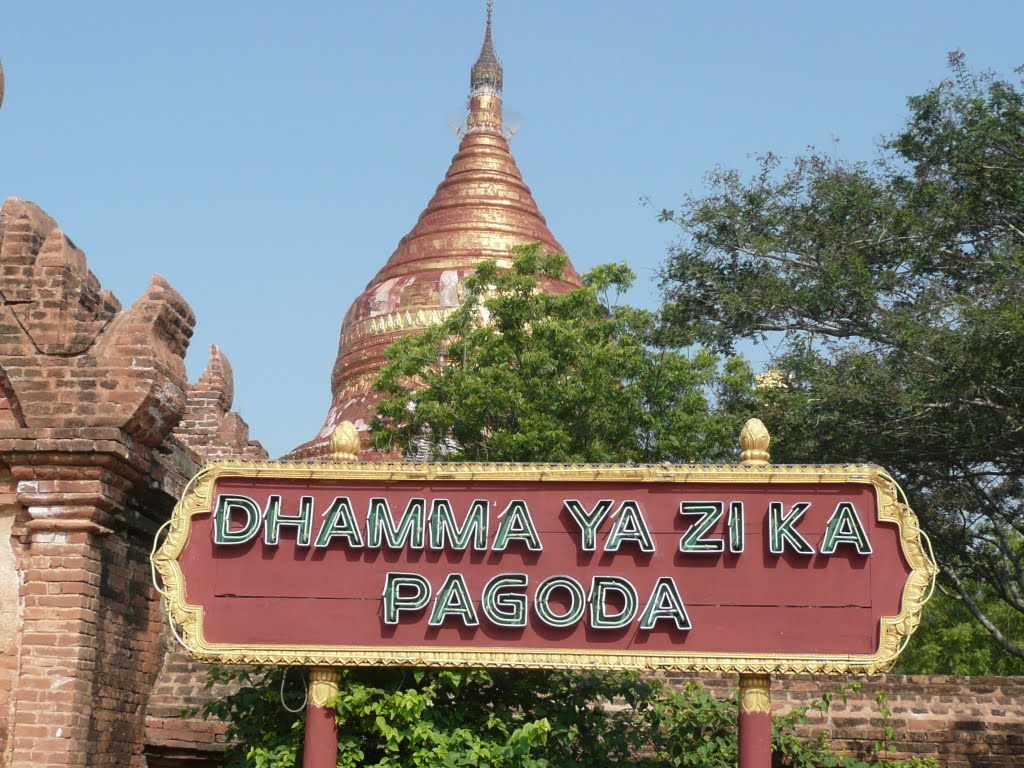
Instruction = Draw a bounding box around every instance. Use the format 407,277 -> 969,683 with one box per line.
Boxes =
2,1 -> 1022,458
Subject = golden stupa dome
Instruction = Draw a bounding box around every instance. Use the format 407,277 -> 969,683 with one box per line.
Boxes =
289,5 -> 582,459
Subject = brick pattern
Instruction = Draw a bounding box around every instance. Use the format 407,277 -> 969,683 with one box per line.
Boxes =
0,197 -> 263,768
7,531 -> 102,767
666,672 -> 1024,768
172,345 -> 267,463
5,528 -> 168,767
0,198 -> 194,446
145,648 -> 233,765
143,672 -> 1024,767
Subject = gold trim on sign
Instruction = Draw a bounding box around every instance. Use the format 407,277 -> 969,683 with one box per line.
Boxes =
153,460 -> 937,674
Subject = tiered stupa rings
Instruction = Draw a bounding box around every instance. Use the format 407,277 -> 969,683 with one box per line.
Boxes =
289,5 -> 582,459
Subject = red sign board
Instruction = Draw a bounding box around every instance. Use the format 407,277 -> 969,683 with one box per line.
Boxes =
154,462 -> 934,673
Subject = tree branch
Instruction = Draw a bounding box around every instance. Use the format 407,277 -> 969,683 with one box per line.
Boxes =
942,565 -> 1024,660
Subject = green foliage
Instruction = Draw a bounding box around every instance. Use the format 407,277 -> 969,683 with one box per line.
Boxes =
197,666 -> 934,768
770,685 -> 897,768
646,681 -> 736,766
371,243 -> 754,463
329,669 -> 551,768
894,589 -> 1024,675
192,665 -> 304,768
658,53 -> 1024,664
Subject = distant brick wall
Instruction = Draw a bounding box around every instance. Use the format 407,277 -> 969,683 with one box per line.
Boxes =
143,670 -> 1024,768
672,672 -> 1024,768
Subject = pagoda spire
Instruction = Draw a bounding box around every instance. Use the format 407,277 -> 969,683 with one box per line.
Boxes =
288,2 -> 581,460
470,0 -> 503,94
466,1 -> 503,135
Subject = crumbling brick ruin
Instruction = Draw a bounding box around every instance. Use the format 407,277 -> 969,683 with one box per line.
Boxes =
0,197 -> 265,767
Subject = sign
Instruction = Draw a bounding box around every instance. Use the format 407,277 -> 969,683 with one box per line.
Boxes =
154,461 -> 935,673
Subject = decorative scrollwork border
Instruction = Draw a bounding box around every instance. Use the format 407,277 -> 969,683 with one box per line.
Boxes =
153,460 -> 937,674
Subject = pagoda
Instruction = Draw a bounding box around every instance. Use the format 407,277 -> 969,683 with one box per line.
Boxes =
290,3 -> 582,459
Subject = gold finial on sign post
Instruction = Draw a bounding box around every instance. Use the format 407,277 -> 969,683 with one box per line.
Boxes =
739,418 -> 771,466
739,674 -> 772,713
309,667 -> 342,708
329,421 -> 361,462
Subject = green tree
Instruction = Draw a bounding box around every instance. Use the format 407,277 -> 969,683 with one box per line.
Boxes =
657,53 -> 1024,664
894,589 -> 1024,675
371,243 -> 752,463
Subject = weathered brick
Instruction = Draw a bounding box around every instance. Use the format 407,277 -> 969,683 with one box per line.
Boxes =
0,198 -> 265,767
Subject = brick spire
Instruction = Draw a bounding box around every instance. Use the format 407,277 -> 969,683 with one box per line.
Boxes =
287,5 -> 582,460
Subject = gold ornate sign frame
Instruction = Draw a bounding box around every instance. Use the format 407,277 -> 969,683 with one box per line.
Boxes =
153,459 -> 936,674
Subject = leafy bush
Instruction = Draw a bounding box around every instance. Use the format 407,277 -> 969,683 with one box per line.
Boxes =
195,666 -> 937,768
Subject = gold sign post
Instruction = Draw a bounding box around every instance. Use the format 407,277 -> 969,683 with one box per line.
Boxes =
302,422 -> 359,768
737,418 -> 773,768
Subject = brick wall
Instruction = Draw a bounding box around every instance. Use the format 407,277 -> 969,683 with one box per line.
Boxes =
171,344 -> 265,464
0,196 -> 264,768
148,337 -> 268,765
145,650 -> 233,766
141,670 -> 1024,768
672,672 -> 1024,768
